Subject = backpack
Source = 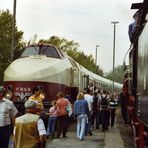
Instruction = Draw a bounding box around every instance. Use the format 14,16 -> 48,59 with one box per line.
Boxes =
100,96 -> 108,109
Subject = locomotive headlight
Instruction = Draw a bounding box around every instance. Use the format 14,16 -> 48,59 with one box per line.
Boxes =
40,93 -> 45,100
5,93 -> 12,100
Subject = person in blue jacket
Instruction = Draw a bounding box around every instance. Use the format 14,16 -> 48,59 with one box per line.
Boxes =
128,10 -> 139,43
74,92 -> 89,140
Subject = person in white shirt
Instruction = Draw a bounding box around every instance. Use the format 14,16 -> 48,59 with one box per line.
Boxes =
84,89 -> 93,135
0,89 -> 18,148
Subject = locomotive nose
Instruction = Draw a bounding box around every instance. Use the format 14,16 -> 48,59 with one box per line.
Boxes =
4,57 -> 60,81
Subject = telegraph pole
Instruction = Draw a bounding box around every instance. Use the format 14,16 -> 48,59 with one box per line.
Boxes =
111,21 -> 119,94
11,0 -> 17,61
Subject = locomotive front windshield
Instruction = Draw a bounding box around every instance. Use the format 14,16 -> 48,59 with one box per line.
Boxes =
21,46 -> 61,58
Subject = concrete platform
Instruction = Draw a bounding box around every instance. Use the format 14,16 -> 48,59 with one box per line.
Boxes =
46,123 -> 126,148
104,125 -> 124,148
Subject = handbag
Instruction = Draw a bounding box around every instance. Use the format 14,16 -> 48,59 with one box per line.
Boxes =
66,104 -> 73,117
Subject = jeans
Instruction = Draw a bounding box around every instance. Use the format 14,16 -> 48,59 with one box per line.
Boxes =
77,114 -> 87,140
85,113 -> 92,135
47,116 -> 57,135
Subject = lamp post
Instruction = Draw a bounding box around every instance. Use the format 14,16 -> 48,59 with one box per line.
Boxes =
95,45 -> 99,73
111,21 -> 119,94
11,0 -> 17,61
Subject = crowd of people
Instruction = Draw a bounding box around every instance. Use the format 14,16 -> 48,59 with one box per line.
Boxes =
0,85 -> 126,148
73,88 -> 119,141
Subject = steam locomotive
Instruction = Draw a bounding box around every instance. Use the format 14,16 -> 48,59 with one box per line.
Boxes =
123,0 -> 148,147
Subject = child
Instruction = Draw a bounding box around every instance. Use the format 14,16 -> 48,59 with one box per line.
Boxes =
47,100 -> 57,138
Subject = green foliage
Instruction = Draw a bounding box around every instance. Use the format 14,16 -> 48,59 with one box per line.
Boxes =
105,65 -> 124,83
0,10 -> 24,84
39,36 -> 103,76
39,36 -> 79,52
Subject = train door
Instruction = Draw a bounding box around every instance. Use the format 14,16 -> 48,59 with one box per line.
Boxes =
68,58 -> 79,87
68,58 -> 79,99
70,67 -> 79,87
79,72 -> 90,91
84,75 -> 89,90
80,72 -> 84,91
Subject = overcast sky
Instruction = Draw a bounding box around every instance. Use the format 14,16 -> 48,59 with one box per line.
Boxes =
0,0 -> 142,72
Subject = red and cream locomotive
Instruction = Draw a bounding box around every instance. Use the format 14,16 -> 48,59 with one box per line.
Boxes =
3,44 -> 122,108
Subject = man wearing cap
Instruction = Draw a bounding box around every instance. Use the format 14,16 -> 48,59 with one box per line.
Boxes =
0,90 -> 18,148
14,100 -> 46,148
128,10 -> 139,43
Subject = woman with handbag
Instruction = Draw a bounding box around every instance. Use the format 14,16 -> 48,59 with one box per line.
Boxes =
56,91 -> 71,138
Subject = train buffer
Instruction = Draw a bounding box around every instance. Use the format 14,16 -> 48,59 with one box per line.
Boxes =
46,122 -> 126,148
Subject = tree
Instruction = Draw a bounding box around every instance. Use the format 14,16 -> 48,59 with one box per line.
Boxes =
39,36 -> 79,52
96,65 -> 104,76
105,65 -> 124,83
0,10 -> 24,84
39,36 -> 103,76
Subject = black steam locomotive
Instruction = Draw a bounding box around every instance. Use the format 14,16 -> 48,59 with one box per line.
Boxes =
123,0 -> 148,147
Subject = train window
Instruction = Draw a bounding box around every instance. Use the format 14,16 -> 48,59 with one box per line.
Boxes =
21,46 -> 61,58
21,47 -> 39,57
40,46 -> 60,58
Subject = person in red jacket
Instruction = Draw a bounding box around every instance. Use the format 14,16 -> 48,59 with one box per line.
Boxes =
56,91 -> 71,138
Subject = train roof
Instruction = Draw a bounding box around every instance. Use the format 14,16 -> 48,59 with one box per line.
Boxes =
10,43 -> 122,89
75,60 -> 122,89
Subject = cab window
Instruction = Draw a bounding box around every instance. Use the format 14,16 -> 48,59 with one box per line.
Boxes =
21,45 -> 61,58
